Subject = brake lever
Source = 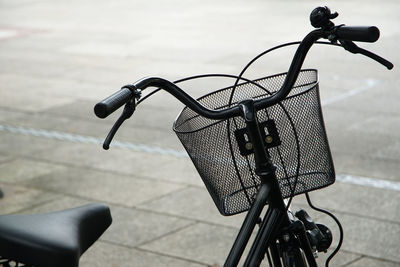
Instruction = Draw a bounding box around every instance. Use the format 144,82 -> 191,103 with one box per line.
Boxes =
103,98 -> 135,150
339,40 -> 394,70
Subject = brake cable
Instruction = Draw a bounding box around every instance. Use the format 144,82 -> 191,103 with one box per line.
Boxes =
137,40 -> 390,108
132,40 -> 390,267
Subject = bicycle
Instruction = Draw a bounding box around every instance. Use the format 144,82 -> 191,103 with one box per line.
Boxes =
0,6 -> 393,267
94,6 -> 393,267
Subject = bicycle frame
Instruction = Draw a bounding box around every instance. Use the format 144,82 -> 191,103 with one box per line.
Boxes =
224,100 -> 315,267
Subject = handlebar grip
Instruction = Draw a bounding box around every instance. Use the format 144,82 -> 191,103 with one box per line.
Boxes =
94,88 -> 132,118
336,26 -> 380,42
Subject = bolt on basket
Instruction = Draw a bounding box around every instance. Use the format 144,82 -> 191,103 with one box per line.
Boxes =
173,69 -> 335,216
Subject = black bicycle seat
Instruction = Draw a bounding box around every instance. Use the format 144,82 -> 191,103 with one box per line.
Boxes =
0,203 -> 112,267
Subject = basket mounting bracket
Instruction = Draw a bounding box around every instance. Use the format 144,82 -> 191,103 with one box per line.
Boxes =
234,119 -> 281,156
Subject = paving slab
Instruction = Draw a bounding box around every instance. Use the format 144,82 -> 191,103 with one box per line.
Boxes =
329,127 -> 398,161
101,205 -> 194,248
293,184 -> 400,264
18,195 -> 92,214
0,49 -> 71,80
139,222 -> 239,266
0,158 -> 66,183
0,73 -> 77,112
346,257 -> 400,267
39,99 -> 180,134
139,186 -> 247,228
314,249 -> 362,267
0,0 -> 399,266
33,141 -> 202,186
23,166 -> 186,207
325,79 -> 400,117
0,183 -> 58,214
80,241 -> 206,267
0,108 -> 25,123
315,212 -> 400,264
0,153 -> 13,164
5,108 -> 182,150
296,182 -> 400,223
341,215 -> 400,263
0,132 -> 61,157
331,153 -> 400,182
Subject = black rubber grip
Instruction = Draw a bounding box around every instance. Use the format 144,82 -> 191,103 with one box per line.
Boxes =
336,26 -> 380,42
94,88 -> 132,118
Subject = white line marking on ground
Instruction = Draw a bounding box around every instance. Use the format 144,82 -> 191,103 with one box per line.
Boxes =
336,174 -> 400,192
0,124 -> 188,158
321,78 -> 379,106
0,30 -> 18,39
1,124 -> 399,192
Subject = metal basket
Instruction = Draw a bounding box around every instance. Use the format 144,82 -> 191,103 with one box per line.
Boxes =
173,69 -> 335,216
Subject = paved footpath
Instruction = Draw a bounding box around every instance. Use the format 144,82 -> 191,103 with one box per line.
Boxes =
0,0 -> 399,266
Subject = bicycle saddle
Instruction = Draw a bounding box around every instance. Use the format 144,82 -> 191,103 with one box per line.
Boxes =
0,203 -> 112,267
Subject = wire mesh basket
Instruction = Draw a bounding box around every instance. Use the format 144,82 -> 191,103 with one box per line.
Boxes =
173,69 -> 335,216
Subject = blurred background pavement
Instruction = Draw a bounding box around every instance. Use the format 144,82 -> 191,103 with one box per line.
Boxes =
0,0 -> 399,266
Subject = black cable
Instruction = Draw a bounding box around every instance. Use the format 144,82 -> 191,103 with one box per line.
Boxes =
228,41 -> 341,106
175,73 -> 273,208
137,41 -> 341,107
227,43 -> 315,210
134,41 -> 339,211
305,192 -> 343,267
128,39 -> 360,266
137,73 -> 272,106
223,41 -> 340,211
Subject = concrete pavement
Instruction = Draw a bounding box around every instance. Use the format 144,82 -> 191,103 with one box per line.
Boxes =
0,0 -> 399,266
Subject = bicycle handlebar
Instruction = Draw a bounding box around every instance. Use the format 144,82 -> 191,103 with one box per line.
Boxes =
94,6 -> 393,153
95,7 -> 393,121
95,29 -> 325,120
95,87 -> 132,118
336,25 -> 380,42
